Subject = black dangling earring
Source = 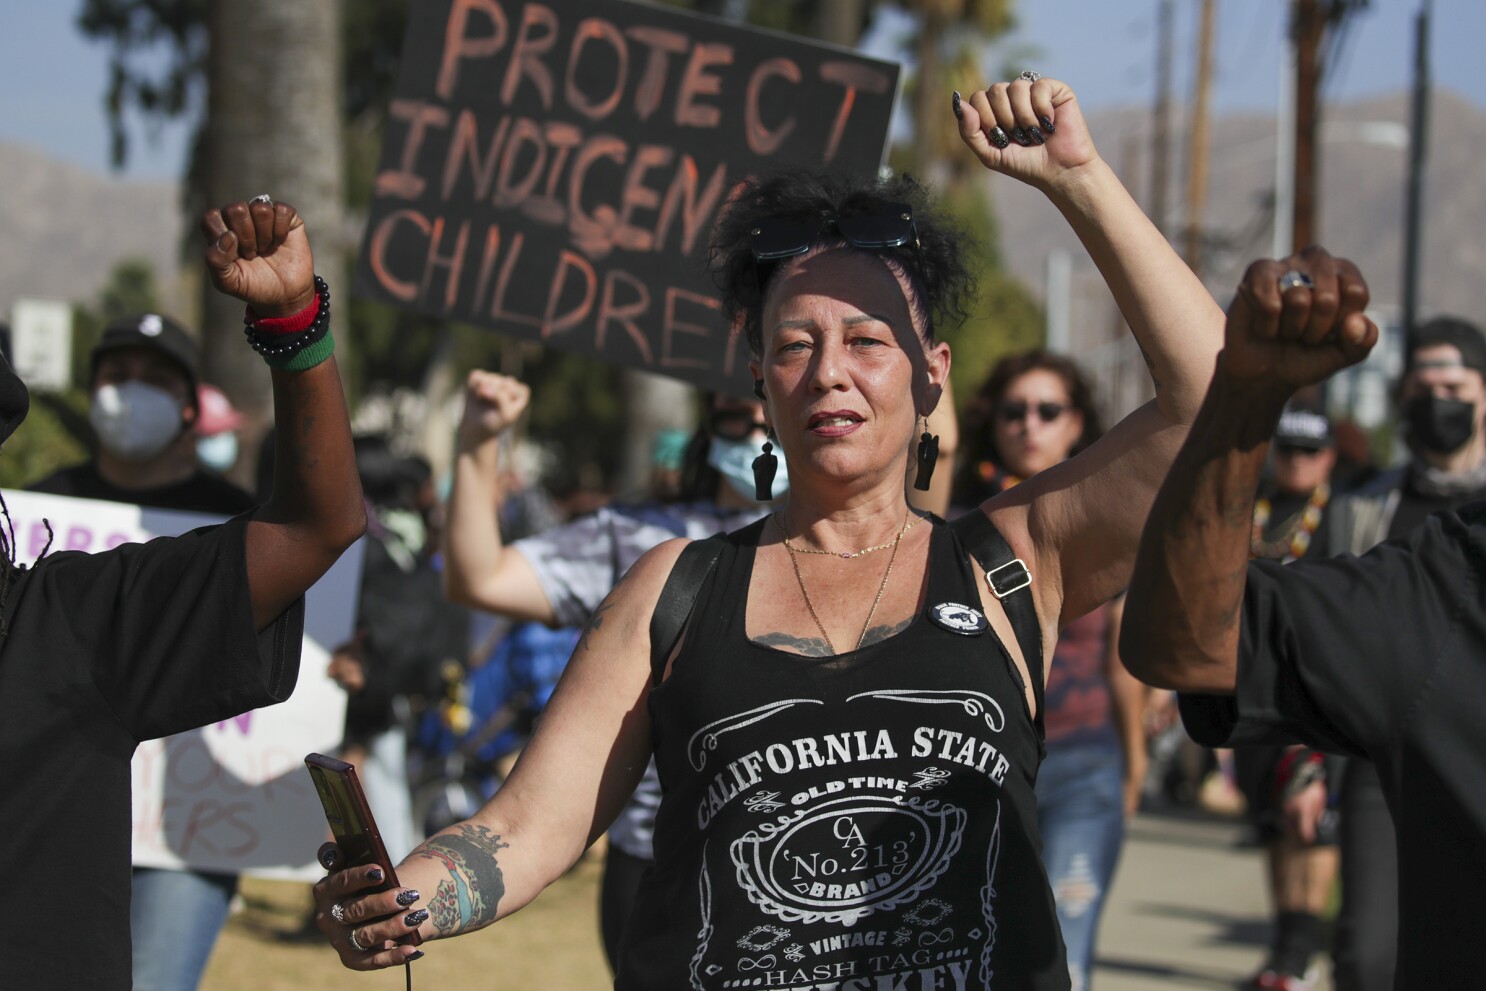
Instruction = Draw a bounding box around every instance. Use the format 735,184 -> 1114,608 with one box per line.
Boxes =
914,420 -> 940,492
752,439 -> 778,501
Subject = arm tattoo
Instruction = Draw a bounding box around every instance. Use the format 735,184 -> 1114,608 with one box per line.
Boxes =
750,631 -> 833,657
578,571 -> 628,654
411,824 -> 510,936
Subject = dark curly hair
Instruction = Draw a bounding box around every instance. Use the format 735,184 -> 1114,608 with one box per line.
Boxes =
954,349 -> 1105,505
710,171 -> 976,356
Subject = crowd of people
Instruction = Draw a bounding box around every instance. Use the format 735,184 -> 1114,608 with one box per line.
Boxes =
11,73 -> 1484,991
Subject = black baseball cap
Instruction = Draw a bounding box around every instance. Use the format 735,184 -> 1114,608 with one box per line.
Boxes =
1275,405 -> 1333,451
91,313 -> 200,400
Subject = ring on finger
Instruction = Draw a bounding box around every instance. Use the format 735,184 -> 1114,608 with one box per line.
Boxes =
250,193 -> 273,206
330,902 -> 348,925
1018,70 -> 1042,83
348,927 -> 370,953
1278,270 -> 1315,292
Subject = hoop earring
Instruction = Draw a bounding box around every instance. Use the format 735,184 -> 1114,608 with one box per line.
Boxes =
752,439 -> 778,501
914,420 -> 939,492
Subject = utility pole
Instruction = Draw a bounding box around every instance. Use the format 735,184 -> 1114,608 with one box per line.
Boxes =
1150,0 -> 1175,236
1183,0 -> 1217,275
1402,0 -> 1432,338
1291,0 -> 1326,251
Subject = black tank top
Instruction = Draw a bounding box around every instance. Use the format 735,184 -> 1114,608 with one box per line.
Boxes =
617,519 -> 1068,990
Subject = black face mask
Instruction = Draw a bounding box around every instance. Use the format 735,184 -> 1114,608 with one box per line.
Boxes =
1405,394 -> 1477,454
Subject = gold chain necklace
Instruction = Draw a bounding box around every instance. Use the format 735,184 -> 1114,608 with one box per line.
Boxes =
780,513 -> 921,559
777,511 -> 914,654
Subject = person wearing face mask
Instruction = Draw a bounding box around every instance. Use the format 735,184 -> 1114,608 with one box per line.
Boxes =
27,315 -> 256,991
1316,315 -> 1486,991
196,382 -> 245,475
30,315 -> 256,516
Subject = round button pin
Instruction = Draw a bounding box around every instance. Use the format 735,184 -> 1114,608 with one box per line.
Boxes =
929,602 -> 988,636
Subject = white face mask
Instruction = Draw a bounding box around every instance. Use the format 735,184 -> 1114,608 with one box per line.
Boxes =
197,432 -> 239,473
90,381 -> 185,462
707,435 -> 789,502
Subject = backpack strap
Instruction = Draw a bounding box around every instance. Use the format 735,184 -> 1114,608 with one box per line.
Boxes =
648,533 -> 727,686
950,511 -> 1046,740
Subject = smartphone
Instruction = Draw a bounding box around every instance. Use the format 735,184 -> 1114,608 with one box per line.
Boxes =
304,752 -> 423,947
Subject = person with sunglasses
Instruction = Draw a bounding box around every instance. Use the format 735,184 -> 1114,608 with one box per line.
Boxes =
312,75 -> 1224,989
953,349 -> 1148,991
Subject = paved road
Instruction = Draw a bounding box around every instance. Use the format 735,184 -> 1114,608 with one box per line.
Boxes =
1093,810 -> 1333,991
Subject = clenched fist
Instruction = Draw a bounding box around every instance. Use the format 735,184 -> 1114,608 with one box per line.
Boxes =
202,198 -> 316,318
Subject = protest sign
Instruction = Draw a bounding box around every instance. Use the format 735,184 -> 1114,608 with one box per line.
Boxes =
1,490 -> 362,882
355,0 -> 900,394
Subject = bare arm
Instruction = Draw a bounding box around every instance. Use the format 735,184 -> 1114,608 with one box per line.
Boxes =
313,538 -> 687,967
957,78 -> 1225,627
442,371 -> 556,624
200,199 -> 365,630
1121,250 -> 1377,692
1101,596 -> 1147,816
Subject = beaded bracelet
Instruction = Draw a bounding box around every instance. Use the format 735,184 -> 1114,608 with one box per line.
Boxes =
243,275 -> 336,372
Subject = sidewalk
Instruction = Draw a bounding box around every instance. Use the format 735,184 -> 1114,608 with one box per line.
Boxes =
1094,810 -> 1333,991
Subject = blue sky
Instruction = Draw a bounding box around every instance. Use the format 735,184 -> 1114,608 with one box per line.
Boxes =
2,1 -> 1480,180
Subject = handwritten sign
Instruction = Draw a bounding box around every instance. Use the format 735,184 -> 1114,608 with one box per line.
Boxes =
1,490 -> 362,882
355,0 -> 900,393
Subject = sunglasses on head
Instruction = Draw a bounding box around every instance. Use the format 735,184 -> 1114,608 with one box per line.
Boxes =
998,400 -> 1068,424
750,204 -> 928,308
709,409 -> 769,441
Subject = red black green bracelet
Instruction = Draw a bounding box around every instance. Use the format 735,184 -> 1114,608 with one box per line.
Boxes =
243,275 -> 335,371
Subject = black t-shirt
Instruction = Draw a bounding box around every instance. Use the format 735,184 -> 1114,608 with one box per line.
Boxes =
30,462 -> 257,515
1180,504 -> 1486,990
0,515 -> 305,990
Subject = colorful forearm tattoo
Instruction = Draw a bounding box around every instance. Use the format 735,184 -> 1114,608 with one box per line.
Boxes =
412,824 -> 510,935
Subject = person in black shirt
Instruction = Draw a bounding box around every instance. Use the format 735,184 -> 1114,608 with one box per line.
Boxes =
1123,250 -> 1486,990
29,314 -> 254,988
1315,315 -> 1486,991
2,195 -> 365,991
312,75 -> 1226,988
31,313 -> 255,515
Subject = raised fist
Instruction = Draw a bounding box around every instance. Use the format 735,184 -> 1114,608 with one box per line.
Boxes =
201,197 -> 316,317
956,76 -> 1099,192
459,370 -> 531,443
1220,246 -> 1378,394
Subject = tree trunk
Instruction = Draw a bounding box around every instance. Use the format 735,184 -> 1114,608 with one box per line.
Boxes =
202,0 -> 345,487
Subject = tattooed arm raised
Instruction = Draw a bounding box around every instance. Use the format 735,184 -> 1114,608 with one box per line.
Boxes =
312,540 -> 688,968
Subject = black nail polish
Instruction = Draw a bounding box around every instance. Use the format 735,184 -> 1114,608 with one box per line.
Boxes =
1027,126 -> 1045,145
396,889 -> 421,907
989,126 -> 1010,150
1039,115 -> 1056,134
367,867 -> 384,883
952,91 -> 963,121
404,909 -> 430,927
408,951 -> 426,962
319,850 -> 339,871
1010,127 -> 1031,146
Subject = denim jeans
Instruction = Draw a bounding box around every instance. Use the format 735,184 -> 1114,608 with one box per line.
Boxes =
1035,743 -> 1127,991
131,866 -> 238,991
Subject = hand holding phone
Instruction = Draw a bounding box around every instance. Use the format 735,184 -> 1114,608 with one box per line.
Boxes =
305,753 -> 424,949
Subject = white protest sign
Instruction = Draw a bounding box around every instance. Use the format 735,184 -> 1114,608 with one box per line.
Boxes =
8,298 -> 73,392
1,490 -> 361,881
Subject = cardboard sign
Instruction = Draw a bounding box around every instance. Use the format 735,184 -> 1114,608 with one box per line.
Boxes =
1,490 -> 362,882
355,0 -> 900,393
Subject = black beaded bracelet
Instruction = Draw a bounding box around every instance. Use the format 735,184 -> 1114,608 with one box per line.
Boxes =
243,275 -> 331,358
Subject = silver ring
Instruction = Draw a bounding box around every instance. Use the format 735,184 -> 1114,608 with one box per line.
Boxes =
250,193 -> 273,206
1018,70 -> 1042,83
330,902 -> 347,925
1277,270 -> 1315,292
348,927 -> 370,953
